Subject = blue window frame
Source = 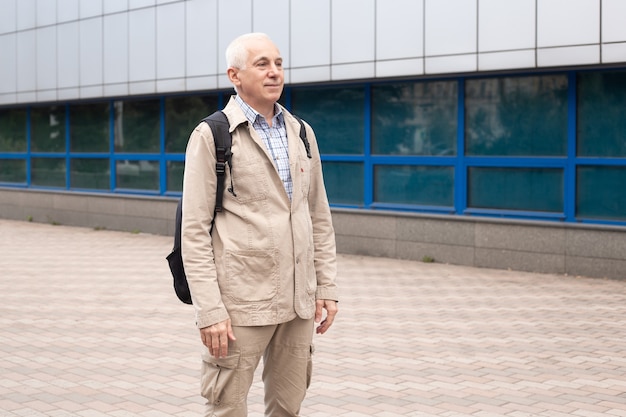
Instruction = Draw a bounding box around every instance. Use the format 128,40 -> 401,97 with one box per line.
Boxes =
1,68 -> 626,226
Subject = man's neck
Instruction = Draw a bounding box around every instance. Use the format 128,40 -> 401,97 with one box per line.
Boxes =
236,96 -> 278,127
243,96 -> 273,115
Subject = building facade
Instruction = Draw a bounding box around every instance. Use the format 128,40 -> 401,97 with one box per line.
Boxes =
1,0 -> 626,278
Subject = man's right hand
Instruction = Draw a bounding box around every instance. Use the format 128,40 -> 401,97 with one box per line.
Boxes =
200,319 -> 236,358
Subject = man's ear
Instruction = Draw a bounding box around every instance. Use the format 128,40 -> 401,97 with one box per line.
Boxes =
227,67 -> 240,88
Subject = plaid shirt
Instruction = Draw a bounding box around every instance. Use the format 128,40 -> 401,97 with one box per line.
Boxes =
235,96 -> 293,200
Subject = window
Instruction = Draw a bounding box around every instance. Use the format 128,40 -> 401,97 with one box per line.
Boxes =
114,99 -> 160,153
70,102 -> 110,153
291,87 -> 365,207
165,95 -> 218,153
577,166 -> 626,220
31,106 -> 66,153
372,81 -> 457,156
375,165 -> 454,206
321,162 -> 363,205
116,160 -> 159,190
578,71 -> 626,157
468,167 -> 563,212
0,109 -> 27,152
0,159 -> 26,183
167,161 -> 184,192
70,158 -> 109,190
465,75 -> 568,156
291,87 -> 365,155
31,158 -> 66,187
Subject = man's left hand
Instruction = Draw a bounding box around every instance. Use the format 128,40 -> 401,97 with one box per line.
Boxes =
315,299 -> 338,334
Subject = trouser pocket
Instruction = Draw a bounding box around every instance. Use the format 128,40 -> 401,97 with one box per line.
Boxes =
201,354 -> 241,407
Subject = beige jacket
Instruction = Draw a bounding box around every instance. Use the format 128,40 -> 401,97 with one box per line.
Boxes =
181,97 -> 338,328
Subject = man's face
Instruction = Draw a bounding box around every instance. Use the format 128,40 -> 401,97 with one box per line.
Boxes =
230,38 -> 284,112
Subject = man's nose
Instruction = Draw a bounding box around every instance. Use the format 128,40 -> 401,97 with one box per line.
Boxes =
268,63 -> 281,75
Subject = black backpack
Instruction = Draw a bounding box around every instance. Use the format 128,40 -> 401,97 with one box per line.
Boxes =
166,110 -> 311,304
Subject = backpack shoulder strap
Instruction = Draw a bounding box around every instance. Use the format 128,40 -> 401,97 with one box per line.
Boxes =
172,197 -> 183,252
201,111 -> 231,213
292,115 -> 312,159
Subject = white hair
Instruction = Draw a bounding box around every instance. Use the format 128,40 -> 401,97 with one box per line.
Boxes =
225,32 -> 274,70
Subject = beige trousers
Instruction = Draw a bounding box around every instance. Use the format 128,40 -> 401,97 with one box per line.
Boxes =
201,317 -> 314,417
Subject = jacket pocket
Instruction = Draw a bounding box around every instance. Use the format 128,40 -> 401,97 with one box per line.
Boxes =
224,250 -> 278,303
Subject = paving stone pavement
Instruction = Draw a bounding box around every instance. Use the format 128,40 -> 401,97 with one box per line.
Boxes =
2,218 -> 626,417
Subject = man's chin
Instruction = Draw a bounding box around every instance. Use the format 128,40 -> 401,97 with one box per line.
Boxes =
267,91 -> 284,101
266,87 -> 283,95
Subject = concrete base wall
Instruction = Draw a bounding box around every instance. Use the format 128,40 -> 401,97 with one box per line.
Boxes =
0,189 -> 177,237
2,188 -> 625,280
332,210 -> 626,280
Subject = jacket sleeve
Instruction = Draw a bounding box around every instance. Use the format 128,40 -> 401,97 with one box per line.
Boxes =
304,122 -> 339,302
181,122 -> 230,328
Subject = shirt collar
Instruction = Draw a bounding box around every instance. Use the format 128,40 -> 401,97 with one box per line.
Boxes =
235,95 -> 284,127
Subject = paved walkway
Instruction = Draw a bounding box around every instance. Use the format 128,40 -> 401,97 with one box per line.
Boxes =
2,219 -> 626,417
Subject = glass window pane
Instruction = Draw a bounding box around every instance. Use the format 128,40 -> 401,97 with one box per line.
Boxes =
114,99 -> 160,153
70,158 -> 110,190
167,161 -> 184,192
31,106 -> 66,153
0,109 -> 27,152
465,75 -> 568,156
372,81 -> 457,156
32,158 -> 66,187
0,159 -> 26,183
291,87 -> 364,155
116,160 -> 159,190
321,162 -> 363,205
577,166 -> 626,220
578,71 -> 626,157
165,95 -> 218,153
375,165 -> 454,206
468,167 -> 563,212
70,102 -> 110,152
